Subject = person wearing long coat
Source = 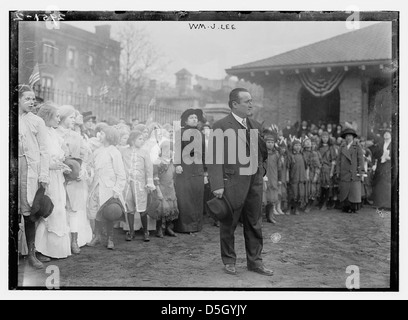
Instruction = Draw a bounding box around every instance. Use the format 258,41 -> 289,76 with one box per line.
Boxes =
372,130 -> 392,210
206,88 -> 273,277
174,108 -> 206,233
336,128 -> 364,213
18,85 -> 50,269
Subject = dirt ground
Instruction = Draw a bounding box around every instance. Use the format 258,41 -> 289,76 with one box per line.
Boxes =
16,205 -> 392,289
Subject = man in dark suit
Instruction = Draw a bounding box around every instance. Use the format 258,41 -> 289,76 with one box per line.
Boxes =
207,88 -> 273,276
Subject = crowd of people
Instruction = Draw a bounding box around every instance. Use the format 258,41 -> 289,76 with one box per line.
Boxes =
261,122 -> 392,224
17,84 -> 392,271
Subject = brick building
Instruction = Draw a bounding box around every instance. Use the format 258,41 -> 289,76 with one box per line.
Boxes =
18,22 -> 121,102
226,23 -> 395,137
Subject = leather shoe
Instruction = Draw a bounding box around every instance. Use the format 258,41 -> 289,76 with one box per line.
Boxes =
224,264 -> 237,275
36,252 -> 51,263
248,265 -> 274,276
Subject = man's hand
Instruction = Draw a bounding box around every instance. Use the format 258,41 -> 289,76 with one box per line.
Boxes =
175,166 -> 183,174
113,191 -> 120,199
213,188 -> 224,199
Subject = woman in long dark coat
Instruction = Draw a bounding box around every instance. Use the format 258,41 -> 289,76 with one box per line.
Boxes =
372,130 -> 392,210
336,128 -> 364,213
174,109 -> 206,233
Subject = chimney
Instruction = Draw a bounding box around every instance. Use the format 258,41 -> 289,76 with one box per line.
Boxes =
95,25 -> 111,40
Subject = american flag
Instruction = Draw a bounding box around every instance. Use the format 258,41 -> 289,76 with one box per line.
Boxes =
99,84 -> 109,96
145,98 -> 156,126
28,63 -> 40,88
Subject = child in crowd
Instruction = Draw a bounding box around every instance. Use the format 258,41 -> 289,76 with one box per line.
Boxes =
278,139 -> 289,214
288,138 -> 307,215
302,137 -> 321,212
87,125 -> 127,250
264,132 -> 281,223
121,130 -> 156,242
331,136 -> 343,209
153,128 -> 179,237
359,137 -> 374,206
117,127 -> 130,153
318,132 -> 337,210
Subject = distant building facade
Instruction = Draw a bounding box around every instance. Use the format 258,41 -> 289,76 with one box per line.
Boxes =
226,23 -> 395,137
153,69 -> 264,125
19,22 -> 121,102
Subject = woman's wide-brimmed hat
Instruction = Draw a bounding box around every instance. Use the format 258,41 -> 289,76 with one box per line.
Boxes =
180,108 -> 205,124
341,128 -> 358,139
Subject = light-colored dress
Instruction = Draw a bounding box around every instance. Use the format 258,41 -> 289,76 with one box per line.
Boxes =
56,126 -> 93,247
88,145 -> 126,218
35,127 -> 71,259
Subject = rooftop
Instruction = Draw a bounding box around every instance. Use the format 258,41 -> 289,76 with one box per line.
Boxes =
227,23 -> 392,74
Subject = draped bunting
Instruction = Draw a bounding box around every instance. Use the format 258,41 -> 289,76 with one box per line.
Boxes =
298,70 -> 346,97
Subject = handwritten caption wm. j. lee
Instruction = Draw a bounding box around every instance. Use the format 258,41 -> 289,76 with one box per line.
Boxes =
189,23 -> 236,30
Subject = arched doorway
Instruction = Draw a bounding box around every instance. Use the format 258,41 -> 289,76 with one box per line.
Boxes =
300,87 -> 340,125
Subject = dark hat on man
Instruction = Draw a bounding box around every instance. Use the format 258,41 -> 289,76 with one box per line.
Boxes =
180,108 -> 205,124
341,128 -> 358,139
96,197 -> 126,222
30,185 -> 54,222
82,111 -> 96,122
206,195 -> 234,222
63,158 -> 82,181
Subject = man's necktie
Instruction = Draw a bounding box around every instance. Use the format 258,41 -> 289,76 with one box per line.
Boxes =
242,118 -> 248,129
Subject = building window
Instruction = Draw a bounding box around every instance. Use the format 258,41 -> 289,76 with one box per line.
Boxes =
42,42 -> 58,65
88,55 -> 94,67
41,77 -> 53,89
67,48 -> 77,68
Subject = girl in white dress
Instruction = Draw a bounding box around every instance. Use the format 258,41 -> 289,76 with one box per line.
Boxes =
35,103 -> 72,259
56,105 -> 93,253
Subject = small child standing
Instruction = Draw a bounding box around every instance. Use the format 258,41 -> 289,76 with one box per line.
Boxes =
360,137 -> 374,206
288,138 -> 307,215
153,128 -> 179,237
87,125 -> 127,250
302,137 -> 322,212
264,133 -> 282,223
318,132 -> 337,211
277,139 -> 289,214
121,130 -> 156,242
